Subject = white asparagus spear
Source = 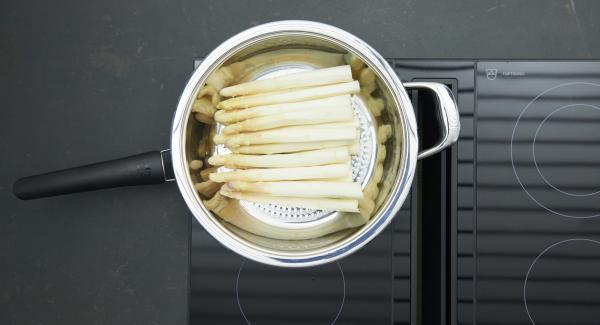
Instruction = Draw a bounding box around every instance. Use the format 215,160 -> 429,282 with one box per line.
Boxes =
204,50 -> 346,93
203,192 -> 228,212
235,49 -> 346,84
218,118 -> 360,146
344,53 -> 365,78
216,126 -> 357,148
209,163 -> 350,182
195,180 -> 222,198
209,198 -> 366,240
363,181 -> 379,200
358,197 -> 375,219
227,181 -> 364,199
200,166 -> 218,181
377,143 -> 387,163
192,98 -> 217,124
376,173 -> 394,211
208,147 -> 350,168
362,94 -> 385,117
197,85 -> 221,106
206,194 -> 364,242
278,118 -> 360,131
378,124 -> 392,143
189,160 -> 203,170
361,82 -> 377,96
373,163 -> 384,184
214,95 -> 351,124
220,65 -> 353,97
349,141 -> 360,155
228,225 -> 357,250
315,174 -> 354,182
206,62 -> 246,91
363,162 -> 383,201
221,105 -> 354,134
231,140 -> 358,155
358,67 -> 376,86
220,187 -> 359,212
194,112 -> 214,124
192,98 -> 217,115
217,81 -> 360,110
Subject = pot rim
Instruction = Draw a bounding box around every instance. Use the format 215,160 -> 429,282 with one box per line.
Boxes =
170,20 -> 418,267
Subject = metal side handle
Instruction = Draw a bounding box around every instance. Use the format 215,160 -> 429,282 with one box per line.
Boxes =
404,82 -> 461,159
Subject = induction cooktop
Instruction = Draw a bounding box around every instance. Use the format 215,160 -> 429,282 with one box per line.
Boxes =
189,60 -> 600,325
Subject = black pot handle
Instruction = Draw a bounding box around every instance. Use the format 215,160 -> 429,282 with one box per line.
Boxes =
13,150 -> 175,200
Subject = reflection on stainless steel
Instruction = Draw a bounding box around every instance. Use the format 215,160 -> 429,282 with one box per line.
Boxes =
476,61 -> 600,324
404,82 -> 461,159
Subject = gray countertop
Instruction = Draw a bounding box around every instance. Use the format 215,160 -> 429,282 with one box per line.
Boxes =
1,1 -> 599,324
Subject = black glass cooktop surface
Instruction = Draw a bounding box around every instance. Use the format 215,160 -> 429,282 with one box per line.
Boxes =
474,61 -> 600,325
190,60 -> 600,325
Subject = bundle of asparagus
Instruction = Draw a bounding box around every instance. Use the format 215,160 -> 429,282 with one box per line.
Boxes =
204,65 -> 370,214
191,49 -> 347,125
189,51 -> 391,241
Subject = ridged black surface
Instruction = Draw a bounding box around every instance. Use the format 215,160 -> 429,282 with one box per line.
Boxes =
475,61 -> 600,325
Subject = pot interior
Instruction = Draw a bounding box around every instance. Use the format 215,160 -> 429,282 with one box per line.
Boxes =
181,28 -> 409,264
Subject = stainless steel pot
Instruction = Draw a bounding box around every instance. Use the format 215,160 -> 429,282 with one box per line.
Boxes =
14,21 -> 459,267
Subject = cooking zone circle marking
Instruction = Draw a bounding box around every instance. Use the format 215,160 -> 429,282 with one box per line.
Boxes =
523,238 -> 600,325
510,82 -> 600,218
235,261 -> 346,324
532,103 -> 600,197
